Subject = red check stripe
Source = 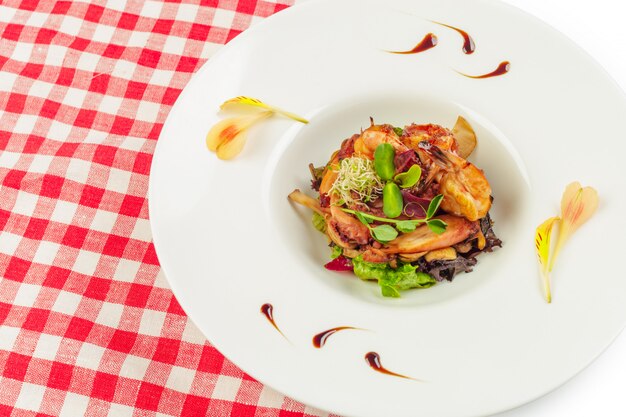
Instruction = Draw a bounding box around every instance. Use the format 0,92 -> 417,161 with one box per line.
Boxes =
0,0 -> 339,416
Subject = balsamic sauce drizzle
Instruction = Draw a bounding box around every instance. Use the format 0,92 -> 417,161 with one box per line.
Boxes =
458,61 -> 511,79
260,303 -> 287,339
388,33 -> 438,54
313,327 -> 358,348
364,352 -> 417,380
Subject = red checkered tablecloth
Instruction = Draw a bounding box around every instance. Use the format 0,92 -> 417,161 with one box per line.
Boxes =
0,1 -> 336,416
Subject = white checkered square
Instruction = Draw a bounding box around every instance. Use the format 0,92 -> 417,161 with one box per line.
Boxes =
165,365 -> 197,392
211,375 -> 241,402
0,326 -> 20,351
13,114 -> 38,134
127,30 -> 151,48
65,157 -> 91,184
92,24 -> 116,44
59,393 -> 90,417
15,382 -> 46,412
119,354 -> 151,379
138,309 -> 167,337
33,334 -> 63,361
113,258 -> 141,282
98,94 -> 124,115
76,52 -> 101,73
61,87 -> 89,108
105,167 -> 132,194
95,302 -> 124,328
25,11 -> 49,30
148,68 -> 175,87
29,153 -> 54,174
107,404 -> 135,417
135,99 -> 161,122
111,60 -> 136,79
119,136 -> 146,152
90,209 -> 118,234
257,386 -> 285,408
12,283 -> 40,307
28,79 -> 55,99
43,44 -> 67,67
76,342 -> 106,368
47,120 -> 73,142
52,290 -> 82,316
130,218 -> 152,242
181,320 -> 206,345
10,43 -> 34,62
176,3 -> 200,22
0,232 -> 21,256
0,70 -> 18,92
72,249 -> 100,276
212,8 -> 236,28
33,240 -> 61,265
0,150 -> 20,169
12,191 -> 38,217
58,15 -> 83,37
140,1 -> 164,18
0,5 -> 18,23
162,35 -> 187,56
51,200 -> 79,225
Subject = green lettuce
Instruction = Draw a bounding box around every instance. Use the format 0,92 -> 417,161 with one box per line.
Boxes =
352,256 -> 436,297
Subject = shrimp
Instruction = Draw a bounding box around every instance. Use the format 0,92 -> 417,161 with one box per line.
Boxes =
353,122 -> 408,160
417,141 -> 491,221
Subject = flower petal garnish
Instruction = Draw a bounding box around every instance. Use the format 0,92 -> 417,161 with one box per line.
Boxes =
220,96 -> 309,124
550,182 -> 599,271
206,111 -> 273,160
535,216 -> 559,303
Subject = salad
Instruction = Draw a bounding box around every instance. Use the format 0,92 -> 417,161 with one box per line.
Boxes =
289,117 -> 501,297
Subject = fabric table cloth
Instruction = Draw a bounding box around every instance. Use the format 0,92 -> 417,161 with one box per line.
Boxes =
0,1 -> 336,415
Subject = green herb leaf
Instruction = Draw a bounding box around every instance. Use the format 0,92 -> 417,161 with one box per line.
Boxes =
426,218 -> 447,234
330,245 -> 343,259
374,143 -> 396,181
426,194 -> 444,219
381,285 -> 401,298
355,211 -> 373,225
312,212 -> 327,233
395,220 -> 417,233
393,127 -> 404,137
394,164 -> 422,188
371,225 -> 398,242
382,182 -> 403,218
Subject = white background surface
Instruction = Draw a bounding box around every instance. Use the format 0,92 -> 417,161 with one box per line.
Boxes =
493,1 -> 626,416
292,0 -> 626,416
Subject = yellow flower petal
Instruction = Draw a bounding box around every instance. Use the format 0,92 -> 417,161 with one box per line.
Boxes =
220,96 -> 308,124
205,112 -> 273,159
550,182 -> 598,271
535,216 -> 559,303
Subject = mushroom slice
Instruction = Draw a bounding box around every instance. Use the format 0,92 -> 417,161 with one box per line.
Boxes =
425,247 -> 457,262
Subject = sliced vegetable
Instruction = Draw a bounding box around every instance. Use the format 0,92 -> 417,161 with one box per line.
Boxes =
324,256 -> 353,271
451,115 -> 477,158
312,212 -> 327,233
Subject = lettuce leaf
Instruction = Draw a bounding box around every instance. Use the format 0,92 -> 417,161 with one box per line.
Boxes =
351,256 -> 436,297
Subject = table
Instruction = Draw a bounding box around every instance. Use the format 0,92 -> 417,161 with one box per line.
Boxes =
1,1 -> 624,416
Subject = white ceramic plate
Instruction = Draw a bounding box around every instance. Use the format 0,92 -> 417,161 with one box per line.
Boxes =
148,1 -> 626,416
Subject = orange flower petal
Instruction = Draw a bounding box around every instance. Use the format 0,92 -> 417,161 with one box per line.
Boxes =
550,182 -> 598,271
205,112 -> 273,159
